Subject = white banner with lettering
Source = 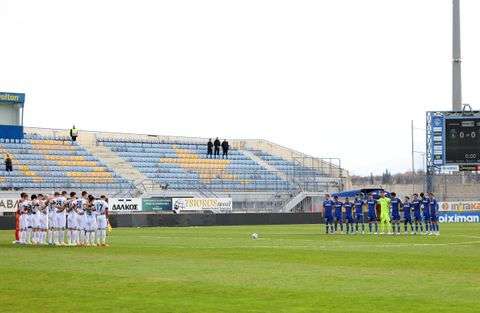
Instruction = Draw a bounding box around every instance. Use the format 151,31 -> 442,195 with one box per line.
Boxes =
438,201 -> 480,212
109,198 -> 142,212
172,198 -> 233,213
0,198 -> 19,213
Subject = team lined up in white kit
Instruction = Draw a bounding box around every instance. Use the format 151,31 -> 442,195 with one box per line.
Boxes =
16,190 -> 110,246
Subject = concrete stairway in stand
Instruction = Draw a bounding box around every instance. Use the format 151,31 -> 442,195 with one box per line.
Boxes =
81,144 -> 155,192
241,149 -> 289,182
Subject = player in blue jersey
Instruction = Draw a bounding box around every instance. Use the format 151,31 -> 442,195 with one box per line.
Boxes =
390,192 -> 402,235
402,196 -> 414,234
354,194 -> 365,234
344,197 -> 354,234
428,192 -> 439,236
333,196 -> 344,234
366,193 -> 378,234
322,195 -> 334,234
412,193 -> 422,234
420,192 -> 430,235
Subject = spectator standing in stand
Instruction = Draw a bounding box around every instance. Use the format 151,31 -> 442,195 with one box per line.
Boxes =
214,137 -> 220,158
207,139 -> 213,159
70,125 -> 78,142
4,153 -> 13,172
221,139 -> 229,159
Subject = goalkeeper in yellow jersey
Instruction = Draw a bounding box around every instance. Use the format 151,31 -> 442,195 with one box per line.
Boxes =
378,191 -> 392,235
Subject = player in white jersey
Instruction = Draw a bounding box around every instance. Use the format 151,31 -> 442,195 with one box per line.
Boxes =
29,195 -> 41,244
18,193 -> 30,244
37,194 -> 48,245
46,196 -> 56,245
76,191 -> 88,246
84,195 -> 97,246
65,192 -> 78,246
94,195 -> 109,246
52,192 -> 67,246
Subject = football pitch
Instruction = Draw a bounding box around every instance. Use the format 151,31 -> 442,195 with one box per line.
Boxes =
1,224 -> 479,313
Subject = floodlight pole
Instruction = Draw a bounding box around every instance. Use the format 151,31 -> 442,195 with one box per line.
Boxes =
452,0 -> 462,111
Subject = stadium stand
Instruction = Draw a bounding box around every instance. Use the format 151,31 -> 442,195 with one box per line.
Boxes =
0,135 -> 131,190
98,138 -> 296,191
0,127 -> 348,212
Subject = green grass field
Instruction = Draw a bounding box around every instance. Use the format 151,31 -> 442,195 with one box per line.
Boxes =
1,224 -> 480,313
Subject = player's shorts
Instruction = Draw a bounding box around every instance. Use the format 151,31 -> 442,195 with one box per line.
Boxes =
430,214 -> 438,222
96,215 -> 107,230
48,213 -> 55,229
20,214 -> 29,230
324,214 -> 333,224
33,214 -> 41,228
391,212 -> 401,221
334,214 -> 343,222
414,212 -> 422,222
380,212 -> 390,222
39,214 -> 48,230
67,213 -> 77,229
345,215 -> 353,223
55,213 -> 66,229
27,215 -> 34,228
85,216 -> 97,231
423,212 -> 430,222
368,212 -> 377,222
76,214 -> 86,231
355,214 -> 364,221
403,215 -> 412,224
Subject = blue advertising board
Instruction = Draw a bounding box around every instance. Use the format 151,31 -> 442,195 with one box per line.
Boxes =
431,115 -> 445,166
0,92 -> 25,104
439,211 -> 480,223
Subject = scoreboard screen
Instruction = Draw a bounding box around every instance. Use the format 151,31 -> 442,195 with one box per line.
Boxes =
444,118 -> 480,164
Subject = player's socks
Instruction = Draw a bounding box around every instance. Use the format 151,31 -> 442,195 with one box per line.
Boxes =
404,224 -> 407,232
90,232 -> 95,244
101,230 -> 106,244
27,228 -> 31,243
325,225 -> 329,234
48,230 -> 53,244
369,223 -> 372,233
340,223 -> 343,232
355,222 -> 358,232
374,223 -> 378,233
334,224 -> 337,232
362,223 -> 365,231
397,224 -> 400,233
436,224 -> 440,232
420,224 -> 423,232
96,230 -> 101,245
54,231 -> 59,244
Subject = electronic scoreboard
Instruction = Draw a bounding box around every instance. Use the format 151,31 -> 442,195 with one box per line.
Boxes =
430,113 -> 480,166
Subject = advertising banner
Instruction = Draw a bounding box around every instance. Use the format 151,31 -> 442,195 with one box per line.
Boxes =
0,92 -> 25,104
439,211 -> 480,223
172,198 -> 233,213
142,198 -> 172,212
438,201 -> 480,212
109,198 -> 142,212
0,198 -> 19,213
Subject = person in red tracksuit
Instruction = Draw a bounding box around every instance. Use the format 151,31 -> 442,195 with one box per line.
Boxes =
15,194 -> 25,243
